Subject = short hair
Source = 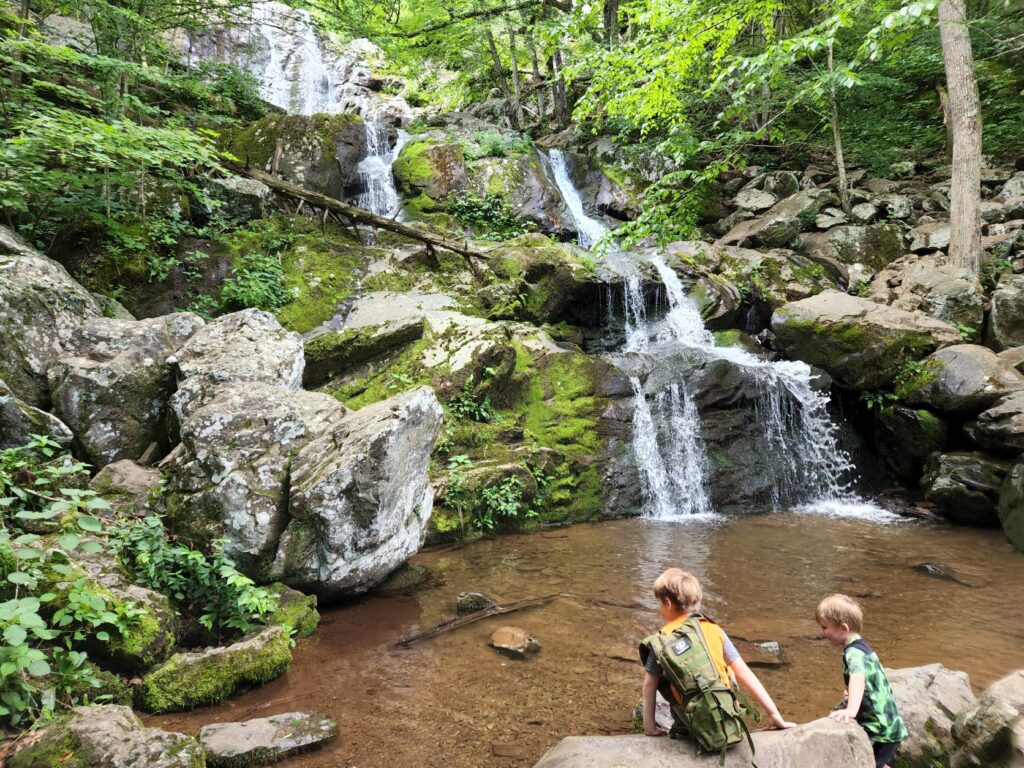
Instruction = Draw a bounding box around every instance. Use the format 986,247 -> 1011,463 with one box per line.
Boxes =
654,568 -> 703,613
816,593 -> 864,633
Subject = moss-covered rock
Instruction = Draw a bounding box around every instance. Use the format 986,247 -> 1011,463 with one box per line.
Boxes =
874,406 -> 949,481
372,563 -> 428,594
267,583 -> 319,638
303,317 -> 425,388
393,137 -> 467,200
199,711 -> 338,768
138,626 -> 292,713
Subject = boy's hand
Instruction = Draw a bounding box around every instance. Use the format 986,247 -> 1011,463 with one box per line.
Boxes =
767,713 -> 796,729
829,708 -> 858,724
644,726 -> 668,736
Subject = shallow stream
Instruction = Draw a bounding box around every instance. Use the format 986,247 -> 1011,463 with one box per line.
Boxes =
151,513 -> 1024,767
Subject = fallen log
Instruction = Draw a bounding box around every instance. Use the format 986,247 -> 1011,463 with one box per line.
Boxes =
391,593 -> 561,649
235,165 -> 488,276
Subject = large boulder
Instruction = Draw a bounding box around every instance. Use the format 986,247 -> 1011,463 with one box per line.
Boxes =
303,316 -> 425,388
770,291 -> 960,390
163,382 -> 347,578
799,222 -> 907,271
968,392 -> 1024,456
469,151 -> 573,237
867,254 -> 984,331
874,405 -> 949,481
201,175 -> 273,224
0,376 -> 73,449
0,226 -> 103,407
170,309 -> 305,423
988,273 -> 1024,352
998,464 -> 1024,551
888,664 -> 976,766
270,386 -> 442,598
47,313 -> 205,466
905,345 -> 1024,416
138,625 -> 292,713
393,136 -> 468,200
221,113 -> 367,199
8,705 -> 203,768
922,451 -> 1011,526
531,718 -> 872,768
717,189 -> 836,248
89,460 -> 161,518
951,671 -> 1024,768
199,711 -> 338,768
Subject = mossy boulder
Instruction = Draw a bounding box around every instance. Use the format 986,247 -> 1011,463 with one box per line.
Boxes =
9,705 -> 204,768
903,345 -> 1024,416
799,223 -> 907,271
138,625 -> 292,713
0,376 -> 73,450
771,291 -> 960,391
303,317 -> 425,388
469,152 -> 572,236
220,113 -> 366,200
874,406 -> 949,481
921,452 -> 1011,527
267,583 -> 320,638
393,136 -> 467,201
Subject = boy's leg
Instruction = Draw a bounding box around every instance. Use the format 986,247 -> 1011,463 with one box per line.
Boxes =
872,741 -> 900,768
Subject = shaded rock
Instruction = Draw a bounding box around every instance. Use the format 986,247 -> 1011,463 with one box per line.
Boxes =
733,188 -> 776,212
531,718 -> 873,768
874,405 -> 949,481
270,387 -> 442,598
771,291 -> 960,390
910,221 -> 952,252
850,202 -> 878,223
40,12 -> 96,52
139,626 -> 292,713
48,313 -> 205,466
457,591 -> 498,615
201,175 -> 273,224
922,452 -> 1010,526
199,711 -> 338,768
490,626 -> 540,657
0,225 -> 103,407
889,664 -> 976,767
998,464 -> 1024,551
717,189 -> 835,248
968,392 -> 1024,456
8,704 -> 202,768
867,253 -> 984,330
266,583 -> 320,637
997,173 -> 1024,202
373,562 -> 428,594
951,695 -> 1021,768
164,382 -> 346,578
0,376 -> 73,449
742,170 -> 799,198
1000,346 -> 1024,374
170,309 -> 305,423
89,460 -> 161,518
799,223 -> 907,271
303,317 -> 425,387
875,193 -> 914,220
906,345 -> 1024,415
988,273 -> 1024,352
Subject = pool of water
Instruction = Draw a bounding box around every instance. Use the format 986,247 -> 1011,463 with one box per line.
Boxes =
150,514 -> 1024,767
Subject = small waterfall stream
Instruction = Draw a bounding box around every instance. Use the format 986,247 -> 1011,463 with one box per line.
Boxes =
356,124 -> 409,219
545,149 -> 609,249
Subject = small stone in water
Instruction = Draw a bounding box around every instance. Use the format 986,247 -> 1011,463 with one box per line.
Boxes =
490,626 -> 540,658
456,591 -> 497,614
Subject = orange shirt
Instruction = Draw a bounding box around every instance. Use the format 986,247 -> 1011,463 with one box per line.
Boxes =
660,614 -> 732,688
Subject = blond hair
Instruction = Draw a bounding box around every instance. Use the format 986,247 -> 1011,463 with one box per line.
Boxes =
654,568 -> 703,613
816,593 -> 864,632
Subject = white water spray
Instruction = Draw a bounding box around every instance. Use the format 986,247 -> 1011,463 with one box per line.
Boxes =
546,149 -> 609,249
356,125 -> 408,218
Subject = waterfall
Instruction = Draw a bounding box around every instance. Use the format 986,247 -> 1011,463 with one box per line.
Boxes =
357,125 -> 409,218
546,150 -> 609,249
617,252 -> 872,519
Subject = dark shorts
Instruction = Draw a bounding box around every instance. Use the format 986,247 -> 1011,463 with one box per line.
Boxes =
872,741 -> 900,768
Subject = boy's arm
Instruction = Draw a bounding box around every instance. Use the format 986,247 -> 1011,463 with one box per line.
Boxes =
642,671 -> 667,736
729,657 -> 796,729
830,673 -> 865,723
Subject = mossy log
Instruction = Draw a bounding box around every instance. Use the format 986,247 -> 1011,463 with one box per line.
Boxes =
236,165 -> 488,277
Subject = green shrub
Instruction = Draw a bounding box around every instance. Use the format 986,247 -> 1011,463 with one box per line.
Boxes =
220,251 -> 290,311
444,192 -> 534,241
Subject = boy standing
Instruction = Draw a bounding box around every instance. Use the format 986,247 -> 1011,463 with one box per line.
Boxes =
640,568 -> 794,743
816,593 -> 908,768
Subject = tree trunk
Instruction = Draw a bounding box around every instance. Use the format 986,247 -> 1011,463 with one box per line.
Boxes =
936,82 -> 954,159
939,0 -> 982,275
506,22 -> 525,128
604,0 -> 618,47
827,41 -> 851,214
550,49 -> 568,126
486,30 -> 511,98
526,29 -> 546,122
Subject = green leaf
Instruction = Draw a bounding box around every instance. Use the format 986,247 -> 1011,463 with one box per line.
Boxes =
57,533 -> 81,550
77,515 -> 103,533
7,572 -> 34,585
3,625 -> 27,646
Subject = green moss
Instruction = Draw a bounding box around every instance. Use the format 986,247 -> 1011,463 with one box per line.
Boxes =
107,609 -> 171,671
276,234 -> 363,334
138,626 -> 292,713
326,336 -> 435,409
393,140 -> 437,191
362,270 -> 421,293
8,726 -> 77,768
266,583 -> 319,638
219,113 -> 362,169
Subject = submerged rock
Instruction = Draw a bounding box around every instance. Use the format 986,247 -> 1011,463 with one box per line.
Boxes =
888,664 -> 976,767
490,626 -> 540,657
8,704 -> 202,768
139,625 -> 292,713
0,225 -> 103,407
199,711 -> 338,768
531,718 -> 872,768
457,591 -> 498,615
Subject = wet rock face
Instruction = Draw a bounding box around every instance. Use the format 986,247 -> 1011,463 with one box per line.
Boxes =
199,711 -> 339,768
997,464 -> 1024,551
770,290 -> 960,391
0,225 -> 103,408
8,704 -> 202,768
47,313 -> 205,466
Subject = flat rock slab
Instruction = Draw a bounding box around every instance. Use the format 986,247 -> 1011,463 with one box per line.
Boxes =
200,711 -> 338,768
490,626 -> 540,657
532,718 -> 872,768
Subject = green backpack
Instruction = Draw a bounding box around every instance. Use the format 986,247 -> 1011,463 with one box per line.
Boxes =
639,614 -> 759,760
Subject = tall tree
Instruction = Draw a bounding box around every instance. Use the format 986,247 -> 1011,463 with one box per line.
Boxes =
938,0 -> 982,274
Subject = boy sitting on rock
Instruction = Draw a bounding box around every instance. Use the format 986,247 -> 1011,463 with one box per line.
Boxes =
817,593 -> 908,768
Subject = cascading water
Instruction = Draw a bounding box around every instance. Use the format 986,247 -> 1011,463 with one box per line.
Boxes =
545,149 -> 609,249
356,124 -> 409,219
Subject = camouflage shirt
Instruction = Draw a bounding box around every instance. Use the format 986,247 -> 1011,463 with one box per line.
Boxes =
843,636 -> 908,745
